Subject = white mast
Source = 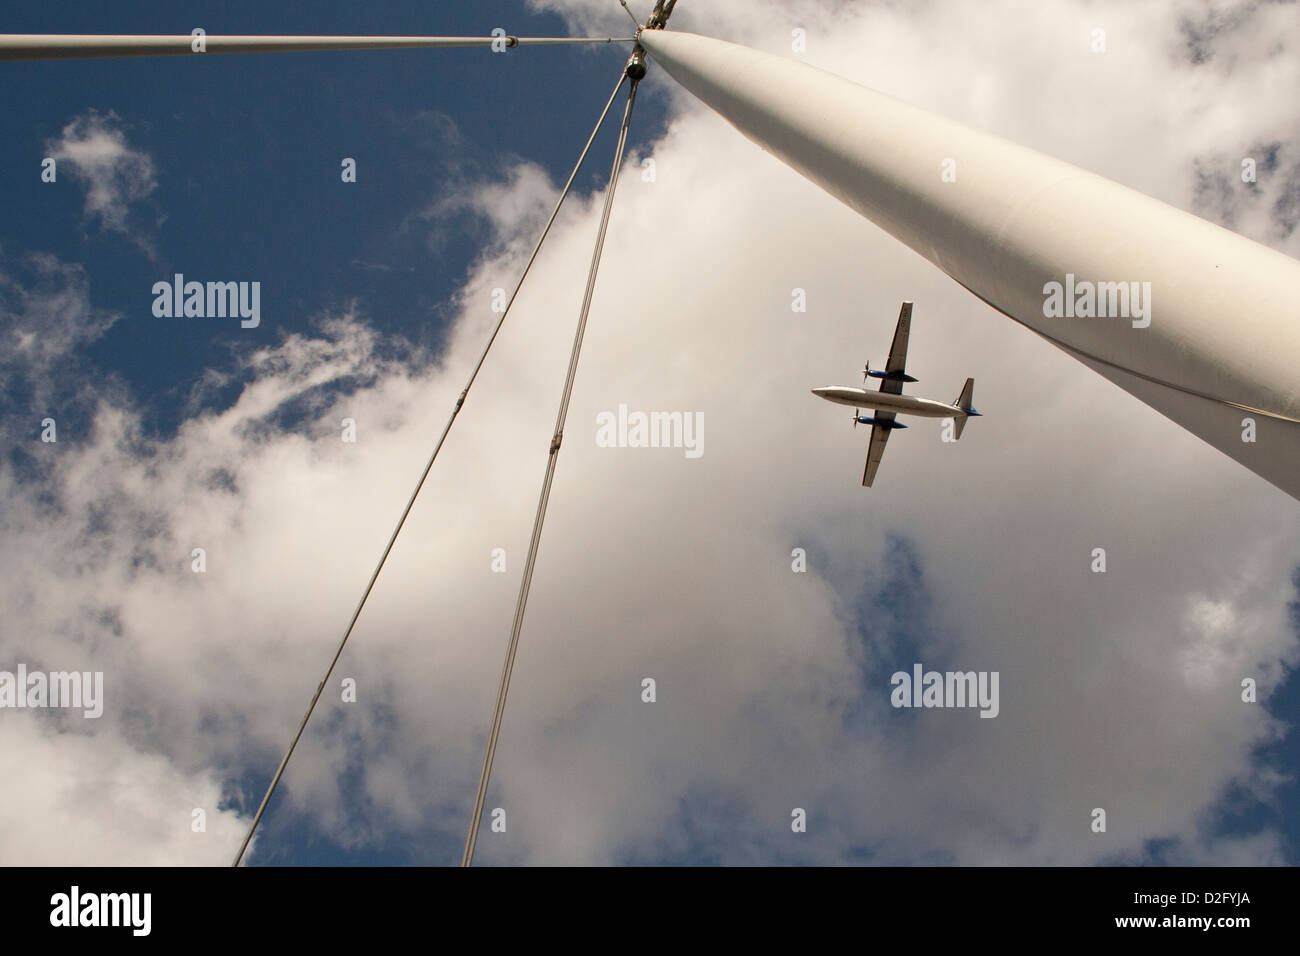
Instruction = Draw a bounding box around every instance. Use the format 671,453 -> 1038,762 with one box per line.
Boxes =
638,30 -> 1300,501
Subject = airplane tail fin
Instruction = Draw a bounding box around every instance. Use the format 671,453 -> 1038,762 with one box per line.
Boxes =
953,378 -> 978,440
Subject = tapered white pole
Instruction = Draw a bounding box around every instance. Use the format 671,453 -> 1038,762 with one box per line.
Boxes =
0,34 -> 632,61
639,30 -> 1300,500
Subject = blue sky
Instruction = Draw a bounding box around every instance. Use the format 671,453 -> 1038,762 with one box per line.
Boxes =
1,0 -> 1298,867
2,0 -> 666,439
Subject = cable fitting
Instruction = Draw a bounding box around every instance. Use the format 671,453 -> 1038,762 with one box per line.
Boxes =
644,0 -> 678,30
626,48 -> 647,80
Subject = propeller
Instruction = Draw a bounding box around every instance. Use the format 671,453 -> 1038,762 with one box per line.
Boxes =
862,362 -> 871,383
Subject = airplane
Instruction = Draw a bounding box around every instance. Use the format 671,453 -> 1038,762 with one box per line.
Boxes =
811,301 -> 980,487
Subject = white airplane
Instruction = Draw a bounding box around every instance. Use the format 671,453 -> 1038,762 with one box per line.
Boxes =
812,301 -> 979,486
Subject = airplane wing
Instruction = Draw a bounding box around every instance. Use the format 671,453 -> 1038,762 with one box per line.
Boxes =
880,301 -> 912,395
862,412 -> 895,486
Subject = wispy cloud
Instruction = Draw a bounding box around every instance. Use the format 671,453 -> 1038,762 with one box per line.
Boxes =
0,251 -> 121,416
45,109 -> 161,257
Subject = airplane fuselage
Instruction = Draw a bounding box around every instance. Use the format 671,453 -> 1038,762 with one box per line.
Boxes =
811,385 -> 962,419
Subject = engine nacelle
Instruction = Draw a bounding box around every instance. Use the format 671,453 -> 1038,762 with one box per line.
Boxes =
865,367 -> 918,384
855,415 -> 907,429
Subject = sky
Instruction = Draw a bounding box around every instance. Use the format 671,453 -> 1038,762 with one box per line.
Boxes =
0,0 -> 1297,866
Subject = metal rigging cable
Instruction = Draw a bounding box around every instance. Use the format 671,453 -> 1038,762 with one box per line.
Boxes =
462,52 -> 645,868
232,67 -> 631,868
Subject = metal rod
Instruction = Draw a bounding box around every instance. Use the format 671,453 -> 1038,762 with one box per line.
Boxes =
619,1 -> 644,29
0,34 -> 635,61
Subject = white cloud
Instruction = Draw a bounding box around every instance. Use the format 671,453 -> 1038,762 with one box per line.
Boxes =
1,0 -> 1298,865
0,718 -> 244,865
1,252 -> 116,364
46,109 -> 159,253
0,252 -> 121,412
